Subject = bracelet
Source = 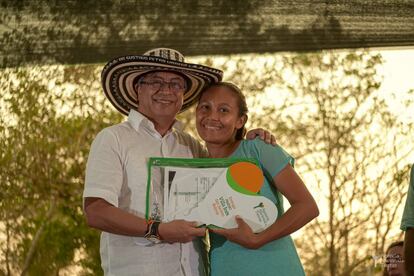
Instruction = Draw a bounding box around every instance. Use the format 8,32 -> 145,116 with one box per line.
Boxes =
144,220 -> 162,244
145,219 -> 153,233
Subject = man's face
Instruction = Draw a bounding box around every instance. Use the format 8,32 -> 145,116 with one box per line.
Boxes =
136,71 -> 186,121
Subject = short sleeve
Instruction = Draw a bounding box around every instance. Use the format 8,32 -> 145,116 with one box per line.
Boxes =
83,129 -> 123,208
252,138 -> 295,178
401,165 -> 414,231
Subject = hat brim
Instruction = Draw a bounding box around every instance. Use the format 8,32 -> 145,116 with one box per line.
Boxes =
102,55 -> 223,115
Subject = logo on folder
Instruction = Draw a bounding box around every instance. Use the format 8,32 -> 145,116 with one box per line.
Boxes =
182,162 -> 278,233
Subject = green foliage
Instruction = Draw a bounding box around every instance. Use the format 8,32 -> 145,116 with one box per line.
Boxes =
185,51 -> 414,275
0,64 -> 121,275
1,50 -> 413,275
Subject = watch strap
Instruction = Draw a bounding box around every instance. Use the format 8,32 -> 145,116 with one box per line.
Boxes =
144,220 -> 162,243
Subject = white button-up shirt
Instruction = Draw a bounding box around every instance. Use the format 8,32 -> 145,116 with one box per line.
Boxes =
83,109 -> 207,276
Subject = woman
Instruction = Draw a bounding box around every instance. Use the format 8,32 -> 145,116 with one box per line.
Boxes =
195,82 -> 319,276
383,241 -> 405,276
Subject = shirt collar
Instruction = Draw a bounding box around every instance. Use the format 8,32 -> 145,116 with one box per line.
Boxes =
128,109 -> 183,134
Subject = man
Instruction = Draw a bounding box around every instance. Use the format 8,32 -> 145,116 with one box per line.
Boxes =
83,48 -> 274,275
401,164 -> 414,275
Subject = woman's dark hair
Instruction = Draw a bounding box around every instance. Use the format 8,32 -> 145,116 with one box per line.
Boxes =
199,81 -> 248,140
385,240 -> 404,253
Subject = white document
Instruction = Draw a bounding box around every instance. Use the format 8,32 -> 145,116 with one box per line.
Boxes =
163,167 -> 225,221
162,164 -> 278,233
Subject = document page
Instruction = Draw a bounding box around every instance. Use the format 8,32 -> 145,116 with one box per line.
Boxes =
163,167 -> 225,221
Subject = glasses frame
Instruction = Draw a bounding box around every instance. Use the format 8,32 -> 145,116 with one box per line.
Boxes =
140,80 -> 187,93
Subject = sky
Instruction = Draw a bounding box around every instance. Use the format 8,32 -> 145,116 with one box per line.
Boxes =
377,48 -> 414,95
376,48 -> 414,123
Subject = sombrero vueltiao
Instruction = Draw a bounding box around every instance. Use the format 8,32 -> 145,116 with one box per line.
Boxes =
101,48 -> 223,115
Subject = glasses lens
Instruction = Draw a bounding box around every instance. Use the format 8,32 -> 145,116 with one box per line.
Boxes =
151,81 -> 162,91
170,82 -> 185,91
142,80 -> 185,92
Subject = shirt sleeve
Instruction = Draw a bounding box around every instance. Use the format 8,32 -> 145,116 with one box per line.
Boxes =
251,138 -> 295,178
83,128 -> 123,208
401,165 -> 414,231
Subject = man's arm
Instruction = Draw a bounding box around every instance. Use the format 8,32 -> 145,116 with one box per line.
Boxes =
84,197 -> 205,243
404,228 -> 414,275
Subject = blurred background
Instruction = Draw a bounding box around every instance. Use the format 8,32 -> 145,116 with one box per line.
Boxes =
1,1 -> 414,275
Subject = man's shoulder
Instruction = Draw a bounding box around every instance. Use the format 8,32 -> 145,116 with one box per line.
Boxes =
174,129 -> 198,141
174,129 -> 202,148
174,130 -> 207,157
98,121 -> 133,136
91,122 -> 133,145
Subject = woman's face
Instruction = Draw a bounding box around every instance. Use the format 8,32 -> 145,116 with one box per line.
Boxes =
196,86 -> 246,144
385,245 -> 405,276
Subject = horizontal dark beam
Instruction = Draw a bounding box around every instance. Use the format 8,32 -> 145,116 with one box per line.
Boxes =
1,0 -> 414,68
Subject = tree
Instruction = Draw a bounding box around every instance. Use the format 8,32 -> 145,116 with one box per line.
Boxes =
1,49 -> 413,275
0,64 -> 121,275
183,51 -> 414,275
277,51 -> 413,276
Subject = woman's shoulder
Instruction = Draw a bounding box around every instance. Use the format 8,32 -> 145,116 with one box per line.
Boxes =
241,138 -> 293,163
238,138 -> 260,153
237,138 -> 277,159
241,137 -> 284,152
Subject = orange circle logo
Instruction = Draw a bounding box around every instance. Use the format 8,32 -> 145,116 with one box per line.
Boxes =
228,162 -> 264,193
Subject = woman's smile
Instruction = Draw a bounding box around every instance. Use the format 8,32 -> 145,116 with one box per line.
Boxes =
201,121 -> 222,131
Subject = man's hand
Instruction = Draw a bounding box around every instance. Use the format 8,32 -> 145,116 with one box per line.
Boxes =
211,216 -> 261,249
158,220 -> 205,243
246,128 -> 277,146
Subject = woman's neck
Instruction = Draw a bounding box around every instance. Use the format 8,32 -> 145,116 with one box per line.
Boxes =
206,139 -> 242,158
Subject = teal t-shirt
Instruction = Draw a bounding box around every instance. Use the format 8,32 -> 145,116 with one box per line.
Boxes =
401,164 -> 414,231
210,138 -> 305,276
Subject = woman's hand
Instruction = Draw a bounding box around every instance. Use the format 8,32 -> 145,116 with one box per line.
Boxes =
211,216 -> 261,249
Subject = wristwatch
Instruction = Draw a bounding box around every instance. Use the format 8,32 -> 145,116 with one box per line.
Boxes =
144,220 -> 162,244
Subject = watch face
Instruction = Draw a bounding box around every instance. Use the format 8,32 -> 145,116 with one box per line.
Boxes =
146,235 -> 162,244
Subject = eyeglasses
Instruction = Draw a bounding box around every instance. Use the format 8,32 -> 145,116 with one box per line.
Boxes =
140,80 -> 186,92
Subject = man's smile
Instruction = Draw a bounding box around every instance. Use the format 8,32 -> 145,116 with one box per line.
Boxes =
153,97 -> 174,104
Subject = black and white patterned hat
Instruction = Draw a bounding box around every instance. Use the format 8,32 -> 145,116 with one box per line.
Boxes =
101,48 -> 223,115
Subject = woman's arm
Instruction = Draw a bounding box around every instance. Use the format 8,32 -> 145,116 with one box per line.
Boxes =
212,164 -> 319,249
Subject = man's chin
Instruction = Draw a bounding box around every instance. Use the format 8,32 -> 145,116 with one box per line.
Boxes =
153,112 -> 178,118
153,106 -> 180,116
